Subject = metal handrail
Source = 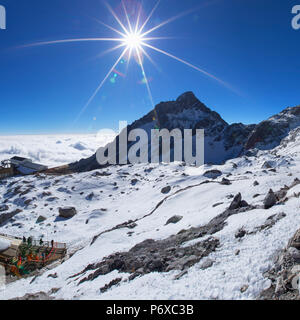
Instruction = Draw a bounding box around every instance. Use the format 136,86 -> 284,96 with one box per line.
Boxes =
0,233 -> 22,241
28,240 -> 66,249
0,233 -> 66,249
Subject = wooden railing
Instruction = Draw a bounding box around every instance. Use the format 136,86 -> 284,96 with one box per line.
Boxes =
0,233 -> 66,250
29,240 -> 66,249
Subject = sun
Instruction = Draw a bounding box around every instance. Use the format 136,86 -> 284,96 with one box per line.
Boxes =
23,1 -> 235,124
123,32 -> 143,49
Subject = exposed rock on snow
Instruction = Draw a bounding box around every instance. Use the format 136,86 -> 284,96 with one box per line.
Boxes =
240,285 -> 249,293
165,215 -> 183,225
228,193 -> 248,211
235,228 -> 246,239
220,178 -> 231,185
36,215 -> 47,224
260,228 -> 300,300
85,193 -> 95,201
161,186 -> 171,194
263,189 -> 277,209
257,213 -> 286,232
0,208 -> 22,226
77,236 -> 219,284
100,278 -> 122,293
10,292 -> 54,301
58,207 -> 77,219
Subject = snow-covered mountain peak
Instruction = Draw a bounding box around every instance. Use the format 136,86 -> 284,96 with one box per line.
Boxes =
245,105 -> 300,151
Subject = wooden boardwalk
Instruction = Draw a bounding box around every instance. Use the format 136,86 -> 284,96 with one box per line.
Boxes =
0,233 -> 67,276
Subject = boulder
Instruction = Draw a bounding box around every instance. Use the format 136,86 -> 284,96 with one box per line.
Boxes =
240,200 -> 249,208
240,285 -> 249,293
161,186 -> 171,194
263,189 -> 277,209
58,207 -> 77,219
220,178 -> 231,185
131,179 -> 139,186
235,228 -> 246,239
85,193 -> 94,201
36,215 -> 47,224
166,215 -> 183,225
227,194 -> 249,211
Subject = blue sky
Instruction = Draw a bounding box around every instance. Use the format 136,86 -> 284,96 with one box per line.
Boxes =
0,0 -> 299,134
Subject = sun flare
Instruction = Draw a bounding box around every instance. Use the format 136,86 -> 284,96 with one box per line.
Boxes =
23,0 -> 235,124
123,32 -> 143,49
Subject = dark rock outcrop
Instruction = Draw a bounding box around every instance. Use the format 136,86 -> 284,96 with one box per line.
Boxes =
260,228 -> 300,300
228,193 -> 248,211
166,215 -> 183,225
58,207 -> 77,219
161,186 -> 171,194
263,189 -> 277,209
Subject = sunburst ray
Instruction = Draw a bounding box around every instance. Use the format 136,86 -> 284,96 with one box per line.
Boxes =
104,1 -> 129,35
19,0 -> 236,123
139,0 -> 161,35
93,17 -> 127,37
121,0 -> 133,34
142,42 -> 235,91
73,47 -> 128,124
21,38 -> 122,48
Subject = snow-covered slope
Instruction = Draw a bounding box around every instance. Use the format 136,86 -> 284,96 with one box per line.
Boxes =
1,128 -> 300,300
